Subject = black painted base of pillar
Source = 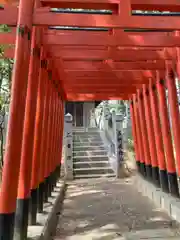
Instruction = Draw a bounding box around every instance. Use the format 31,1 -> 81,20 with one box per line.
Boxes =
56,164 -> 61,179
52,170 -> 56,190
140,162 -> 146,177
168,172 -> 179,198
136,161 -> 141,173
159,169 -> 169,193
0,213 -> 15,240
44,177 -> 49,202
38,182 -> 44,213
51,171 -> 55,190
14,198 -> 29,240
48,174 -> 52,197
29,188 -> 38,225
152,166 -> 160,187
146,164 -> 152,180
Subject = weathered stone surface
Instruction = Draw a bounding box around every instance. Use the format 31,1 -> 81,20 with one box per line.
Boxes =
54,178 -> 180,240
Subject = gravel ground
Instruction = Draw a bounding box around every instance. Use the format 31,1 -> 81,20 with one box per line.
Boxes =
54,177 -> 180,239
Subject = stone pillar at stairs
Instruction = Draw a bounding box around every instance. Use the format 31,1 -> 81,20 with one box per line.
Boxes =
64,113 -> 73,180
114,112 -> 124,178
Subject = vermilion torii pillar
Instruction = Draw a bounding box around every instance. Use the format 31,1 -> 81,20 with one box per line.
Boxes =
0,0 -> 35,239
166,67 -> 180,190
156,73 -> 179,197
14,27 -> 41,240
43,68 -> 52,202
38,62 -> 49,204
142,84 -> 160,187
31,48 -> 46,215
132,95 -> 146,177
130,100 -> 140,172
149,79 -> 169,193
137,90 -> 152,180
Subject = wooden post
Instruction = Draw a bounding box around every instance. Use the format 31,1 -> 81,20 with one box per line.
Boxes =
133,95 -> 146,176
166,67 -> 180,189
137,90 -> 152,180
156,74 -> 179,197
14,27 -> 41,239
143,85 -> 160,187
149,79 -> 169,193
31,51 -> 46,214
0,0 -> 35,239
130,100 -> 140,172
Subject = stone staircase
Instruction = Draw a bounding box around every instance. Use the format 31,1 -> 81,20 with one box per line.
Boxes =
73,128 -> 115,179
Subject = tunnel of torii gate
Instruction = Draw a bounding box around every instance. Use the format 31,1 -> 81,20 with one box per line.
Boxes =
2,0 -> 180,239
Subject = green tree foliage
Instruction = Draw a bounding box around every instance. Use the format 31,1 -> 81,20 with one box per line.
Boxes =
0,25 -> 13,170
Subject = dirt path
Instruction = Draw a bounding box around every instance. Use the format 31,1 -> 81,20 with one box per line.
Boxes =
54,177 -> 180,239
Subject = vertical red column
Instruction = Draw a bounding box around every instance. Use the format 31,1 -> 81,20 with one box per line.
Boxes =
156,73 -> 179,197
37,60 -> 49,208
46,71 -> 54,197
48,81 -> 56,194
43,69 -> 53,200
57,97 -> 64,178
137,90 -> 152,180
30,47 -> 45,217
59,98 -> 65,177
54,89 -> 61,185
14,27 -> 41,239
130,99 -> 140,172
132,95 -> 146,176
0,0 -> 35,239
143,85 -> 160,187
52,86 -> 59,187
166,67 -> 180,187
149,79 -> 169,193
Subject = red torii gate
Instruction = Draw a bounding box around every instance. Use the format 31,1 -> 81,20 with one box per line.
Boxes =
1,0 -> 180,240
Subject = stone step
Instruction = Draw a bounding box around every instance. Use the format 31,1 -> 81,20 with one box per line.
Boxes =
73,131 -> 99,135
73,136 -> 102,140
74,173 -> 116,179
73,167 -> 114,175
73,161 -> 109,169
73,133 -> 100,137
74,138 -> 102,142
73,150 -> 108,157
73,139 -> 103,143
73,155 -> 108,161
73,142 -> 103,147
73,156 -> 109,162
73,146 -> 106,151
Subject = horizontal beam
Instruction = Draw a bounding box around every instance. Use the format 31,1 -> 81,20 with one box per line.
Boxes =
52,48 -> 174,61
3,45 -> 175,61
33,13 -> 180,30
0,47 -> 176,61
64,83 -> 142,87
45,34 -> 180,47
66,93 -> 130,101
62,60 -> 165,70
62,78 -> 147,84
41,0 -> 180,12
65,70 -> 156,78
1,30 -> 180,48
65,88 -> 137,93
2,8 -> 180,30
41,0 -> 119,10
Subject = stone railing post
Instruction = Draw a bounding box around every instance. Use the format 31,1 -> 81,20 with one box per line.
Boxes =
64,113 -> 73,180
123,102 -> 131,149
114,113 -> 124,178
103,100 -> 110,131
112,110 -> 116,140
